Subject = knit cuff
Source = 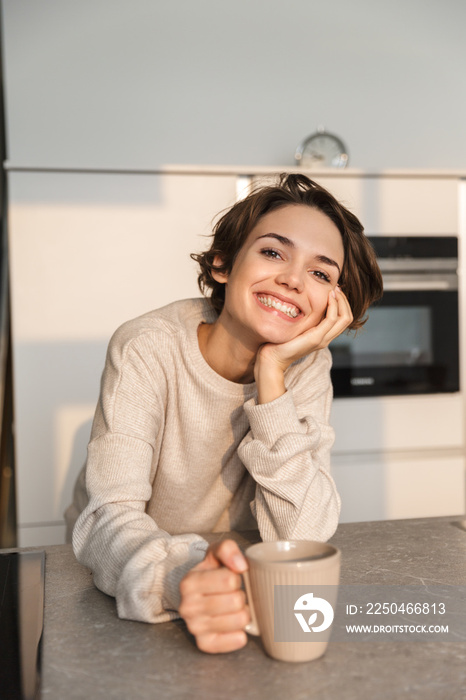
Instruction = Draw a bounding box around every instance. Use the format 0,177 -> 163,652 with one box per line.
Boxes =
162,539 -> 209,612
243,391 -> 306,449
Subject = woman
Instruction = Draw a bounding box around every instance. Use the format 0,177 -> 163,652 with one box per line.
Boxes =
66,173 -> 383,654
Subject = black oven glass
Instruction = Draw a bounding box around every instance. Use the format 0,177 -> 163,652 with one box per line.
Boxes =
332,306 -> 433,368
330,290 -> 459,398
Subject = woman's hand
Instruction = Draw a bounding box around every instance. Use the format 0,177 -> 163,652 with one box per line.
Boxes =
178,540 -> 250,654
255,286 -> 353,404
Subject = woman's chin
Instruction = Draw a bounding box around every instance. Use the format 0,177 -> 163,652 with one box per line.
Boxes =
255,317 -> 321,347
256,328 -> 302,346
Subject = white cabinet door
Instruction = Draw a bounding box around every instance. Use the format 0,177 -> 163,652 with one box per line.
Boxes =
8,170 -> 238,545
331,394 -> 465,454
332,452 -> 465,523
316,175 -> 459,235
360,176 -> 459,235
251,172 -> 459,235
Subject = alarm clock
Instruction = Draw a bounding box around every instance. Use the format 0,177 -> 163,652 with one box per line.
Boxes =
295,127 -> 349,169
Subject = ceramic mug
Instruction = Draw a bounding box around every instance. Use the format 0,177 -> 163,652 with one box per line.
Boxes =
243,540 -> 341,662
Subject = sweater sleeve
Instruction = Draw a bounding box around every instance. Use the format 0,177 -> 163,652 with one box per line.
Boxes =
72,330 -> 208,624
237,349 -> 341,542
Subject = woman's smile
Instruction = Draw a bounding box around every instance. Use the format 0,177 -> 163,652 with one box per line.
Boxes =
254,292 -> 302,320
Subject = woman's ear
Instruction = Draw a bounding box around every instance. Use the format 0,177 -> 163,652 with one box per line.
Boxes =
211,255 -> 229,284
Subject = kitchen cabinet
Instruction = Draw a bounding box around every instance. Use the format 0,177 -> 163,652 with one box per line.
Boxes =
252,171 -> 465,520
251,170 -> 459,234
7,169 -> 238,545
6,166 -> 466,545
331,394 -> 464,454
332,452 -> 465,522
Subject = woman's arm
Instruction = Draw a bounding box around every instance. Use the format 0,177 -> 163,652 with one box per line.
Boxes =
239,364 -> 340,542
238,288 -> 351,542
72,327 -> 209,624
73,432 -> 208,623
254,286 -> 351,404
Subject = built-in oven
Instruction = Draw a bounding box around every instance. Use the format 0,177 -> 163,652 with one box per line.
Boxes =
330,236 -> 459,398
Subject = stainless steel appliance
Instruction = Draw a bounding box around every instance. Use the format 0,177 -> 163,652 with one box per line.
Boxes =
330,236 -> 459,398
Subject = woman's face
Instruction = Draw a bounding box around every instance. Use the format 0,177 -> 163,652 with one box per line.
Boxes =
213,204 -> 345,347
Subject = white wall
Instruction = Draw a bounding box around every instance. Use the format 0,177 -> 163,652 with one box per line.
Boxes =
2,0 -> 466,171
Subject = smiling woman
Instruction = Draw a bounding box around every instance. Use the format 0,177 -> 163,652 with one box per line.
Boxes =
67,173 -> 383,656
192,174 -> 382,330
194,175 -> 382,400
196,204 -> 347,381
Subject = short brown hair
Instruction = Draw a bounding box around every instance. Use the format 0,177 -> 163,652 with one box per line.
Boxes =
191,173 -> 383,330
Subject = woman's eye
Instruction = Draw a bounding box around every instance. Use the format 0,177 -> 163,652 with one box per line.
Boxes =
261,248 -> 282,260
311,270 -> 331,282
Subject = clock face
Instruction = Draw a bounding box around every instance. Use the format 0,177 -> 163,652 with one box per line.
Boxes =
295,131 -> 348,169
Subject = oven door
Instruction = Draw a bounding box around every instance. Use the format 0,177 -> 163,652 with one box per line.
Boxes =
330,278 -> 459,398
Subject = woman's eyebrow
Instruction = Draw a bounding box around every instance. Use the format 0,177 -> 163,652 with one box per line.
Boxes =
316,255 -> 341,275
257,233 -> 295,247
257,233 -> 341,275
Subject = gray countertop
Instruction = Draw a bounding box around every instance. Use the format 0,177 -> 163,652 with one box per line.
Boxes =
38,516 -> 466,699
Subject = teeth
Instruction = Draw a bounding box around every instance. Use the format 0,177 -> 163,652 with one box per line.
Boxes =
257,295 -> 299,318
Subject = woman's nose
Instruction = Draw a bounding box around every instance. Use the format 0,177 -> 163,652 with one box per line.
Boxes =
275,264 -> 304,292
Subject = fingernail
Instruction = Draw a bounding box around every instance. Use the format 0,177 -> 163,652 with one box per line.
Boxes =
233,554 -> 248,572
331,290 -> 336,299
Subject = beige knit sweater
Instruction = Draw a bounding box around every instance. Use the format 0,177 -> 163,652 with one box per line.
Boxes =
70,298 -> 341,624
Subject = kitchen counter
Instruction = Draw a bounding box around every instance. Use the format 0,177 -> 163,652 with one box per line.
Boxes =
33,516 -> 466,699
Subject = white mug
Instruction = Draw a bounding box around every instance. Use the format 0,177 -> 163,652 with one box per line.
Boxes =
243,540 -> 341,662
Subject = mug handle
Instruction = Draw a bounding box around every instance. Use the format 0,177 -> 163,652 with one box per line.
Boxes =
242,570 -> 260,636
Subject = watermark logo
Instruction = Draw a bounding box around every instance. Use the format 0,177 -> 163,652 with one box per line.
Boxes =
274,585 -> 338,643
294,592 -> 334,633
